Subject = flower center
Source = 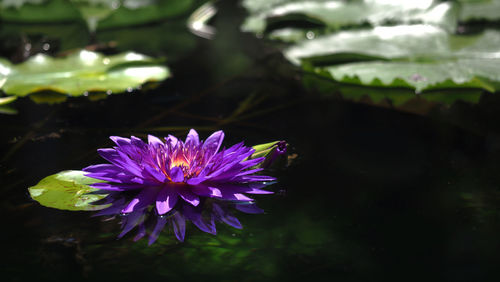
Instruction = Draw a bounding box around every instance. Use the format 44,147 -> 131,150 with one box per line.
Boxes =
170,158 -> 188,169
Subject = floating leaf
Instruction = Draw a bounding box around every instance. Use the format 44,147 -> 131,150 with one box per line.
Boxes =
459,0 -> 500,22
0,0 -> 199,31
242,0 -> 458,36
317,59 -> 499,93
0,0 -> 81,23
0,49 -> 169,97
96,0 -> 194,30
286,26 -> 500,92
28,170 -> 108,211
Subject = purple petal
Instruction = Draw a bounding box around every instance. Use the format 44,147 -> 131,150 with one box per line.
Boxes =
235,203 -> 264,214
93,198 -> 126,216
97,148 -> 121,165
83,164 -> 119,173
169,166 -> 184,183
148,135 -> 164,146
122,188 -> 158,213
118,211 -> 145,238
185,129 -> 200,146
165,135 -> 179,147
90,182 -> 143,191
186,175 -> 207,185
191,185 -> 222,198
156,186 -> 179,215
84,173 -> 133,184
148,217 -> 168,245
134,223 -> 147,241
114,149 -> 143,177
171,212 -> 186,242
178,188 -> 200,206
144,166 -> 167,183
110,136 -> 131,147
213,203 -> 242,229
236,175 -> 276,182
182,205 -> 216,235
232,193 -> 253,201
210,184 -> 254,201
202,130 -> 224,158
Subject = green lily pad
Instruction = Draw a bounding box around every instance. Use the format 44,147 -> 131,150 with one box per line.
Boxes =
96,0 -> 194,30
286,26 -> 500,92
318,59 -> 499,93
0,49 -> 170,97
0,0 -> 199,31
28,170 -> 108,211
242,0 -> 458,36
0,0 -> 81,23
459,0 -> 500,22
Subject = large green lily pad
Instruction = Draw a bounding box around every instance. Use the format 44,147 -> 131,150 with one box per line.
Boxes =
0,50 -> 169,97
242,0 -> 458,36
28,170 -> 108,211
459,0 -> 500,22
286,26 -> 500,92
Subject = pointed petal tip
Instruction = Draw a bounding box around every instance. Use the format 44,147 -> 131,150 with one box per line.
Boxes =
148,134 -> 164,146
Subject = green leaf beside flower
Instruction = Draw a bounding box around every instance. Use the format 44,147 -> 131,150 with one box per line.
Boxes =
28,170 -> 108,211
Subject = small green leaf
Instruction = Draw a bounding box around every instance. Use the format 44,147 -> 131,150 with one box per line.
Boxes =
28,170 -> 108,211
0,50 -> 169,97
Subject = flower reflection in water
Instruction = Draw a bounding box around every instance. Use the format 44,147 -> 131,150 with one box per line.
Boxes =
92,190 -> 268,244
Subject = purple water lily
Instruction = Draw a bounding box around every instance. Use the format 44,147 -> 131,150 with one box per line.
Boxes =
83,129 -> 276,218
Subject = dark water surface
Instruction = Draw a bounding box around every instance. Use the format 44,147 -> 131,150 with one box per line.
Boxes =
2,2 -> 500,282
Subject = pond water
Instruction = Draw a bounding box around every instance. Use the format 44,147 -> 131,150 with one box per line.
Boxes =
2,1 -> 500,282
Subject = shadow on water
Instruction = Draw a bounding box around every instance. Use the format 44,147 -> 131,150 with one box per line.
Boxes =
1,1 -> 500,282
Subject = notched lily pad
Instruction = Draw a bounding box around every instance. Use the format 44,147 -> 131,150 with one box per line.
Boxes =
0,49 -> 170,98
28,170 -> 108,211
459,0 -> 500,22
242,0 -> 458,36
289,26 -> 500,93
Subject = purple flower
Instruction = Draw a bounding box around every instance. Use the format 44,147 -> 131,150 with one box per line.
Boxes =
83,129 -> 275,218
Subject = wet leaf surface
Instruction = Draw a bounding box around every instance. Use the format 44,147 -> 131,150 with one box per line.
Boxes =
242,0 -> 458,35
28,170 -> 108,211
0,50 -> 169,97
